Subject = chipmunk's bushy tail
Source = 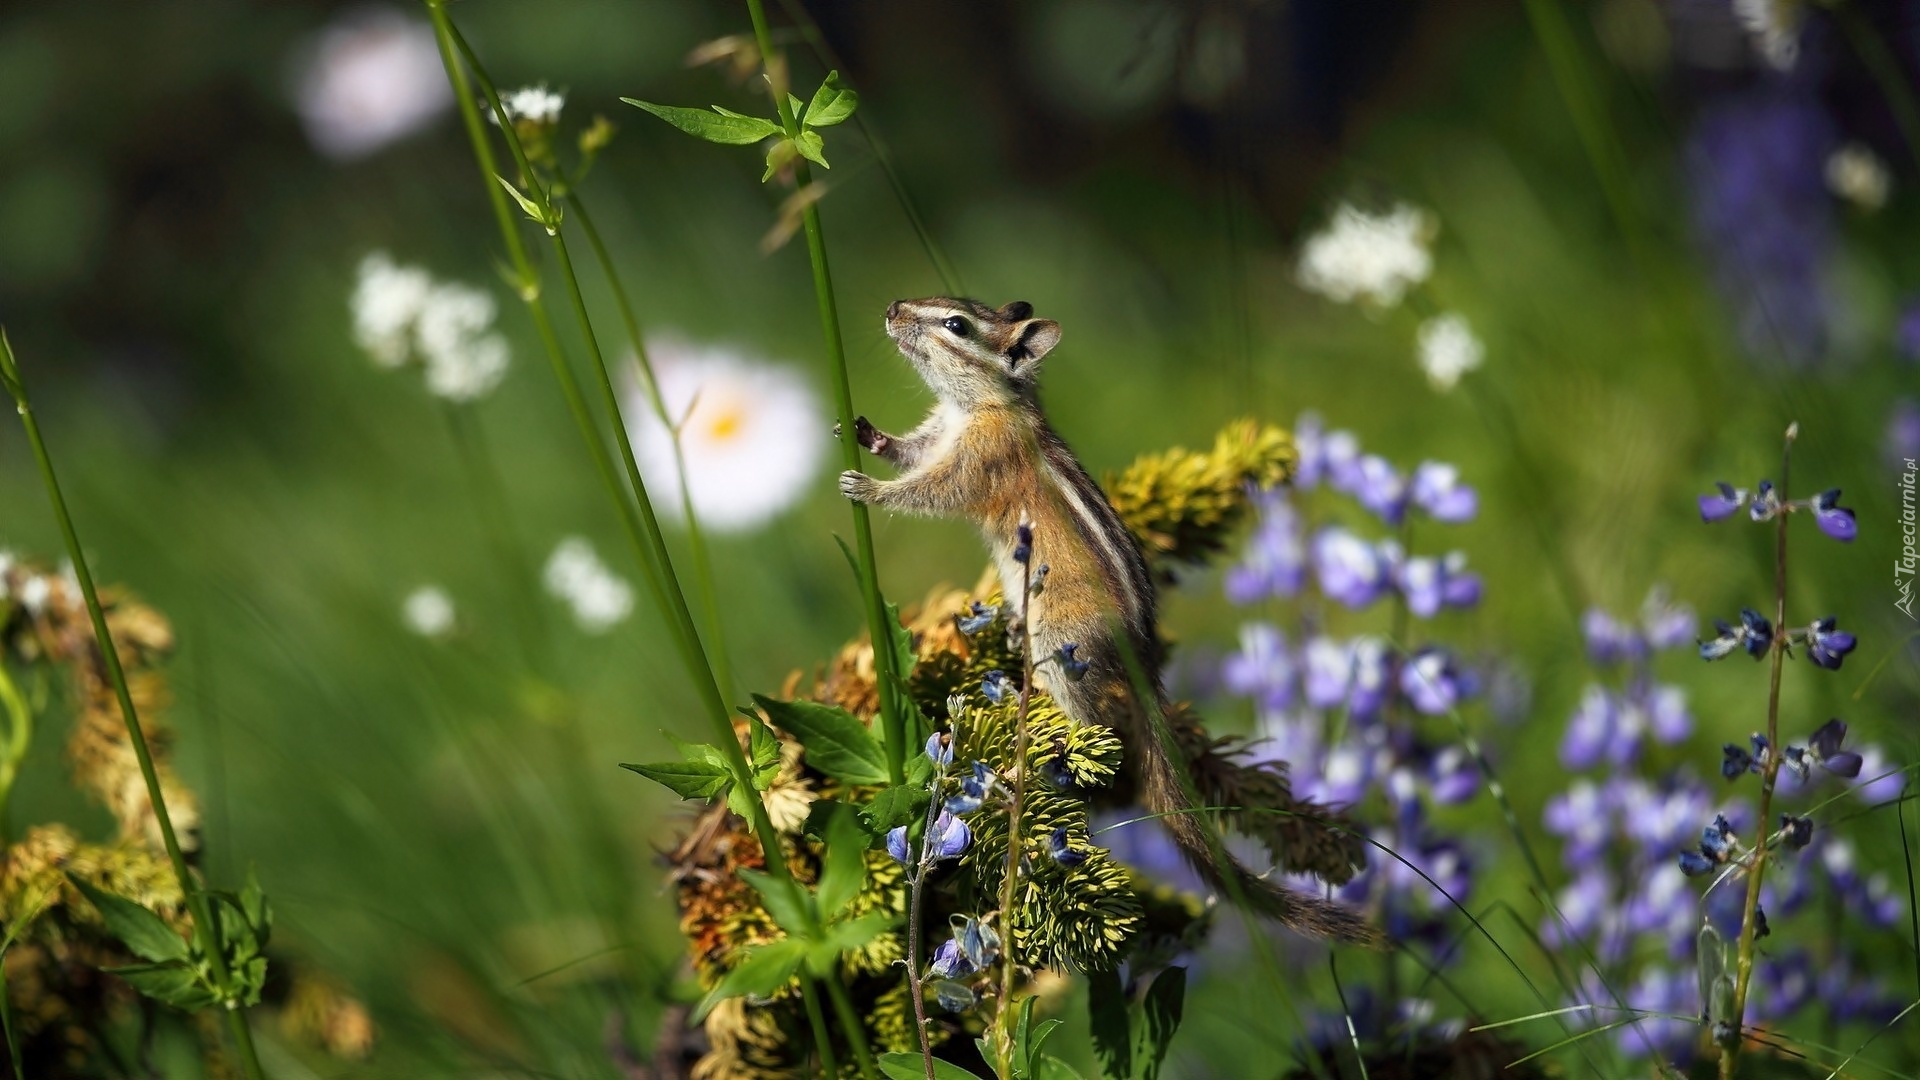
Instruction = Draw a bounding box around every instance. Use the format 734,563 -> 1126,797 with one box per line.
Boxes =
1134,707 -> 1381,946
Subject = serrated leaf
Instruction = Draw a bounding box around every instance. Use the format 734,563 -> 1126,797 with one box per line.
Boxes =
878,1053 -> 991,1080
105,961 -> 217,1011
494,174 -> 548,229
814,803 -> 868,919
860,784 -> 930,835
624,99 -> 782,145
753,695 -> 887,785
737,869 -> 814,937
746,710 -> 781,787
620,759 -> 732,800
793,130 -> 829,170
1087,966 -> 1132,1079
66,876 -> 188,964
693,937 -> 805,1022
803,71 -> 860,127
1133,966 -> 1187,1080
906,751 -> 935,788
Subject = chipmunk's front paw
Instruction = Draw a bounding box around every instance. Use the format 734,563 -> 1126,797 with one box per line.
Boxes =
852,416 -> 890,454
838,470 -> 880,502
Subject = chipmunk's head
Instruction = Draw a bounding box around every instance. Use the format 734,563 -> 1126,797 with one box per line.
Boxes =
884,297 -> 1061,407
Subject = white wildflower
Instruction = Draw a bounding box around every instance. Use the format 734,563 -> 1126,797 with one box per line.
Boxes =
495,84 -> 565,126
351,252 -> 433,367
402,586 -> 456,638
1825,142 -> 1890,212
544,538 -> 634,633
18,575 -> 50,616
1415,312 -> 1485,392
350,253 -> 509,401
292,7 -> 452,161
1732,0 -> 1804,71
417,283 -> 509,402
1296,202 -> 1435,308
625,339 -> 827,532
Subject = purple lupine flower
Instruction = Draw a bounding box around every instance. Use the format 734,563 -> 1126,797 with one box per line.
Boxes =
932,979 -> 976,1012
1222,622 -> 1295,712
1301,635 -> 1352,710
928,811 -> 970,859
925,731 -> 953,766
1803,616 -> 1856,669
1047,827 -> 1087,867
1548,866 -> 1615,944
1400,647 -> 1468,715
1439,552 -> 1482,608
956,601 -> 998,635
1640,587 -> 1696,650
1427,745 -> 1479,805
1346,637 -> 1393,719
1646,684 -> 1691,744
1292,412 -> 1329,488
1886,399 -> 1920,463
1623,862 -> 1698,958
1722,741 -> 1756,780
1317,741 -> 1375,807
1409,462 -> 1477,523
1582,609 -> 1642,665
1851,744 -> 1905,806
1809,488 -> 1856,541
1224,490 -> 1305,603
956,915 -> 1000,969
945,761 -> 994,815
1751,950 -> 1814,1019
1351,454 -> 1409,524
1699,481 -> 1748,523
1312,526 -> 1390,608
1621,776 -> 1714,857
980,669 -> 1012,705
1822,960 -> 1906,1025
1898,303 -> 1920,362
1544,779 -> 1613,864
929,936 -> 971,978
1613,966 -> 1700,1061
1804,718 -> 1861,777
1012,522 -> 1033,563
1685,88 -> 1835,368
1749,479 -> 1782,521
886,825 -> 911,864
1560,685 -> 1617,770
1700,608 -> 1773,660
1054,642 -> 1089,681
1780,814 -> 1812,850
1397,555 -> 1448,618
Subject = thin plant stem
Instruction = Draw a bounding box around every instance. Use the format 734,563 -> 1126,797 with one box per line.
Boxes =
424,8 -> 875,1074
564,193 -> 736,698
741,0 -> 909,786
904,767 -> 944,1078
0,330 -> 267,1080
996,546 -> 1036,1079
1722,422 -> 1797,1080
799,977 -> 842,1079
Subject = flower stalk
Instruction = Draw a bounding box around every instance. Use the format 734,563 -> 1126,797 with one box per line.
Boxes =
1720,422 -> 1795,1080
995,533 -> 1037,1079
423,7 -> 876,1074
0,330 -> 268,1080
741,0 -> 911,786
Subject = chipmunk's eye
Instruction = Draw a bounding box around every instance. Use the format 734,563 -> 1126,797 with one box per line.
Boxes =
941,316 -> 970,337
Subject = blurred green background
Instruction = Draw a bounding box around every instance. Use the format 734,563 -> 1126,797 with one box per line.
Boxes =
2,0 -> 1918,1075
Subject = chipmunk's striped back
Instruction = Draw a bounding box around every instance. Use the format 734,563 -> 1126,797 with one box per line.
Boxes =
838,296 -> 1379,946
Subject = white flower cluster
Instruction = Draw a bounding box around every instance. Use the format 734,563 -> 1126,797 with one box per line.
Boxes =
544,537 -> 634,633
626,339 -> 826,532
0,554 -> 78,616
1825,143 -> 1891,212
1296,202 -> 1434,308
350,252 -> 509,402
292,7 -> 451,161
494,84 -> 565,126
402,585 -> 456,638
1733,0 -> 1804,72
1416,313 -> 1485,392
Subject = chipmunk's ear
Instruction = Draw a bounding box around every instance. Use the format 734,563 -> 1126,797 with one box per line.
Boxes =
999,300 -> 1034,321
1005,318 -> 1060,375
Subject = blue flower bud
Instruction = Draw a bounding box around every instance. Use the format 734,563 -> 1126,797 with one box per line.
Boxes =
1013,523 -> 1034,564
1805,617 -> 1857,670
1748,479 -> 1781,521
1048,827 -> 1087,867
1739,609 -> 1773,657
886,825 -> 910,865
1722,743 -> 1755,780
932,979 -> 977,1012
928,810 -> 971,860
1806,718 -> 1863,777
1679,850 -> 1716,876
1811,489 -> 1856,542
1781,814 -> 1812,850
929,937 -> 972,979
981,670 -> 1012,705
956,601 -> 998,635
1055,642 -> 1089,682
1698,481 -> 1748,523
925,731 -> 953,767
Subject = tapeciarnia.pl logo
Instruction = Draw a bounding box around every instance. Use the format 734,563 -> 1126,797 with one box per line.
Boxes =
1899,457 -> 1917,620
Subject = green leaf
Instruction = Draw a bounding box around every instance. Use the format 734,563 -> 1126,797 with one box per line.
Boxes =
1132,966 -> 1187,1080
1087,966 -> 1132,1080
737,869 -> 814,937
693,937 -> 805,1022
878,1053 -> 992,1080
906,750 -> 935,788
884,600 -> 917,682
793,130 -> 829,170
66,876 -> 188,964
861,784 -> 931,834
623,99 -> 782,144
1036,1058 -> 1090,1080
1027,1018 -> 1063,1063
813,802 -> 868,919
238,866 -> 270,945
806,912 -> 897,975
786,92 -> 806,120
494,175 -> 550,231
753,695 -> 887,785
620,759 -> 732,801
104,961 -> 218,1011
745,709 -> 781,788
803,71 -> 860,127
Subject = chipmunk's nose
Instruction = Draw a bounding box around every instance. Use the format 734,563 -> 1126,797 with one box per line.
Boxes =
885,300 -> 903,320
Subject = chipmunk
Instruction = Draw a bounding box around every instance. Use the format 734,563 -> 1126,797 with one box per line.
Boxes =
838,297 -> 1376,945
